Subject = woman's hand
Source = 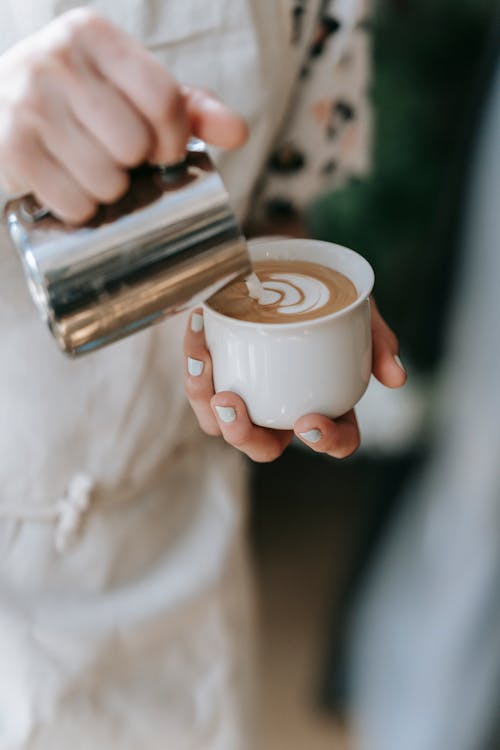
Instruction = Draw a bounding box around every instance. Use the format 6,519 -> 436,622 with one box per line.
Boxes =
184,298 -> 407,462
0,8 -> 247,224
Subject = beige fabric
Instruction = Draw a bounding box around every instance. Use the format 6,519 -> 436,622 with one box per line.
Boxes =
0,2 -> 368,747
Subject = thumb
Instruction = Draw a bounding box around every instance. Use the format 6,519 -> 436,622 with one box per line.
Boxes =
182,85 -> 248,150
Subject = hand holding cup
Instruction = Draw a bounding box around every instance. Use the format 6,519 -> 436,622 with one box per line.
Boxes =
184,239 -> 406,462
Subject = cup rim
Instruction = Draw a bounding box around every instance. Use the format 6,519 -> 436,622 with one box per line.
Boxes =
202,238 -> 374,330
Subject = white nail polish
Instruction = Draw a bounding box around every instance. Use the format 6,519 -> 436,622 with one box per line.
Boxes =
191,313 -> 204,333
394,354 -> 406,373
215,406 -> 236,424
299,429 -> 322,444
188,357 -> 204,377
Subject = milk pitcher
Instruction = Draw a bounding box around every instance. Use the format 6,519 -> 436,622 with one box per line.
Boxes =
3,139 -> 250,356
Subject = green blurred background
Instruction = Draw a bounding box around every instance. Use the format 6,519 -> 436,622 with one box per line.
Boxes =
308,0 -> 498,374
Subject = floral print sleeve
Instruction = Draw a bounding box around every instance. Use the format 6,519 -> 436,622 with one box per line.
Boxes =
253,0 -> 372,222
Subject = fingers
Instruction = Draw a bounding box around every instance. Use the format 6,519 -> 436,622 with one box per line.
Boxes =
66,66 -> 152,169
211,392 -> 294,463
185,306 -> 359,463
83,15 -> 189,164
182,86 -> 249,150
41,108 -> 130,204
184,309 -> 221,437
184,309 -> 292,460
370,298 -> 407,388
294,410 -> 360,459
78,15 -> 247,162
9,132 -> 95,224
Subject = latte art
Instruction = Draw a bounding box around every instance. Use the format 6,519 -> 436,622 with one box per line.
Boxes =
249,272 -> 331,316
208,260 -> 358,323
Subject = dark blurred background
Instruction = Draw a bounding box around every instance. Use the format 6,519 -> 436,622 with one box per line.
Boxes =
249,1 -> 499,746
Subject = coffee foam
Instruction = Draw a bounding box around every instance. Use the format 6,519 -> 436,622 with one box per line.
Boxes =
253,272 -> 331,315
208,260 -> 358,324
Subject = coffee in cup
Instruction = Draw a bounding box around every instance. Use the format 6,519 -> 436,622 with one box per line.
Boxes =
203,238 -> 374,429
207,260 -> 357,324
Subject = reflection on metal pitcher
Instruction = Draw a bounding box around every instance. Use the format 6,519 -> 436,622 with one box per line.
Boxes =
4,139 -> 250,356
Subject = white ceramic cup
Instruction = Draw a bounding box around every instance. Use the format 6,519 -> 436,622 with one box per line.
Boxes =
203,238 -> 374,429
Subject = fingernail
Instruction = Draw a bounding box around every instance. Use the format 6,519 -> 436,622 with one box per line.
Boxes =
188,357 -> 204,377
191,313 -> 204,333
215,406 -> 236,424
299,429 -> 322,444
394,354 -> 406,373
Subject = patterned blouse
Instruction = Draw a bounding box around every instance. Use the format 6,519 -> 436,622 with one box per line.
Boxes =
254,0 -> 372,221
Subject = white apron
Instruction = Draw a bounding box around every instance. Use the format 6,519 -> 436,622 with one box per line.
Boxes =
0,1 -> 367,747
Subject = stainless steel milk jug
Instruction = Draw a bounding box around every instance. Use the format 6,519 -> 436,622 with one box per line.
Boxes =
3,139 -> 250,356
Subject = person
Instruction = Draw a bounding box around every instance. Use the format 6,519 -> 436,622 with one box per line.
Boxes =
0,2 -> 405,747
347,37 -> 500,750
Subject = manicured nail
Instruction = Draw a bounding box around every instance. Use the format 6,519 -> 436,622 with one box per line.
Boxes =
188,357 -> 204,377
191,313 -> 204,333
299,429 -> 322,444
215,406 -> 236,424
394,354 -> 406,373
